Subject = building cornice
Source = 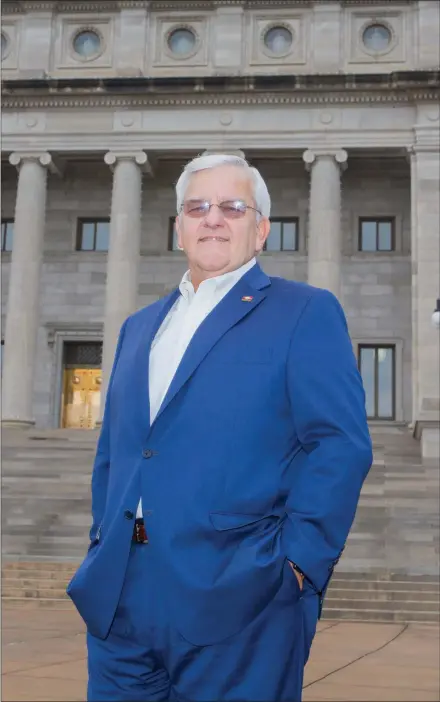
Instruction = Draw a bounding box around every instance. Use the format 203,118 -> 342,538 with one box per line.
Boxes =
2,88 -> 438,111
341,0 -> 414,4
2,71 -> 439,109
1,0 -> 416,12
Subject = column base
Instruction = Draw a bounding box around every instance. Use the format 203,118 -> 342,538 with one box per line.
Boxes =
1,419 -> 35,429
413,420 -> 440,460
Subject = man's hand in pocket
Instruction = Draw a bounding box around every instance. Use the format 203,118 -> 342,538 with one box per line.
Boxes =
289,562 -> 304,590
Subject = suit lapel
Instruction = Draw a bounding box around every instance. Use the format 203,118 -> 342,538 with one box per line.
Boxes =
135,288 -> 180,432
154,264 -> 271,424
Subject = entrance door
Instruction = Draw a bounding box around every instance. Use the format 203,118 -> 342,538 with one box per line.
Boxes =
61,342 -> 102,429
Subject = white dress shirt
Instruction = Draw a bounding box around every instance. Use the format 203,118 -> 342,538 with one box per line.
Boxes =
136,256 -> 257,518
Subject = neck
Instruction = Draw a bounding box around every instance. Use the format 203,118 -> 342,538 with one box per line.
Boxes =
189,264 -> 230,292
188,257 -> 255,292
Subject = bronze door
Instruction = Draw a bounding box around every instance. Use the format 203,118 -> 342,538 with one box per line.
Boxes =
62,368 -> 102,429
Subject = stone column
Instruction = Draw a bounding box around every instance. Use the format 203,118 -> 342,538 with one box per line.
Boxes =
408,143 -> 440,459
303,149 -> 348,299
100,151 -> 149,416
1,152 -> 54,427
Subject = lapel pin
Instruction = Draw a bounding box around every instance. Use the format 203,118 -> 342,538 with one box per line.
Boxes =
241,296 -> 253,302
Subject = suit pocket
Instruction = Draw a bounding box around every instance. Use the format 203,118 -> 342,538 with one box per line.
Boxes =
209,511 -> 278,531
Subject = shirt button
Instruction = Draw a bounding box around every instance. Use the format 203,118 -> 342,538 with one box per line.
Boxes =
124,510 -> 134,520
143,449 -> 154,459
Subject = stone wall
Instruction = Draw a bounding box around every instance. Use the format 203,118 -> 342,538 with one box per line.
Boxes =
1,157 -> 412,427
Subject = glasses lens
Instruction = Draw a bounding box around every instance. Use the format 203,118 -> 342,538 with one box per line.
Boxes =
183,200 -> 209,217
220,201 -> 247,218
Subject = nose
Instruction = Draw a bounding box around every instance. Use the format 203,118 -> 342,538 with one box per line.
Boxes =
203,204 -> 224,228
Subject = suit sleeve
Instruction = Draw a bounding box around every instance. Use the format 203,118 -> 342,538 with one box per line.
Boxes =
281,289 -> 373,594
88,318 -> 129,543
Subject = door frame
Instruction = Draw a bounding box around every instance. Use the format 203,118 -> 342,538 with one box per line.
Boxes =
45,323 -> 103,428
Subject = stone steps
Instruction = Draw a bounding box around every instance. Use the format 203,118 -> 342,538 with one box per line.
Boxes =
327,587 -> 439,601
329,579 -> 439,593
2,425 -> 439,623
2,560 -> 78,571
322,608 -> 439,624
2,586 -> 70,599
3,578 -> 438,603
2,597 -> 73,610
2,562 -> 439,623
324,597 -> 438,612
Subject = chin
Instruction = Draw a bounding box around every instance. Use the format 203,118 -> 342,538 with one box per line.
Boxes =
197,255 -> 230,271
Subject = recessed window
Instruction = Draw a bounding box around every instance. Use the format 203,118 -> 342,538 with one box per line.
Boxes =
359,218 -> 394,252
1,32 -> 8,61
167,28 -> 197,57
1,220 -> 14,252
0,340 -> 4,376
362,23 -> 392,52
359,345 -> 395,420
263,26 -> 293,56
264,218 -> 298,252
77,219 -> 109,251
72,29 -> 102,59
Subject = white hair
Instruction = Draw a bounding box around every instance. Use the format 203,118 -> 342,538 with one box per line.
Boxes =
175,153 -> 271,220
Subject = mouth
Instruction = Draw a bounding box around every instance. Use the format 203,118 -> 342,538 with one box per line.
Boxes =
198,236 -> 229,243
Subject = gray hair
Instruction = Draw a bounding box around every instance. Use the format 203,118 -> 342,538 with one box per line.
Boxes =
175,153 -> 271,220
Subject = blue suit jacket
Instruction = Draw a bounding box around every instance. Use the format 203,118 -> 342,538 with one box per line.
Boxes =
67,263 -> 372,645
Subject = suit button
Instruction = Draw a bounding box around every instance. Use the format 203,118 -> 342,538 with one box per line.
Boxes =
124,510 -> 134,520
143,449 -> 154,459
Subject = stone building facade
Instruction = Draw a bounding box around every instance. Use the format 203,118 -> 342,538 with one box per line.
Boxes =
1,0 -> 439,458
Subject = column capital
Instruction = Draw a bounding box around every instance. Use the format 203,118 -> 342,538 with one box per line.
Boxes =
104,150 -> 152,175
9,151 -> 62,175
302,149 -> 348,172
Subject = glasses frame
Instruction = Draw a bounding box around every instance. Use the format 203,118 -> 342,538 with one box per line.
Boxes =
180,199 -> 262,219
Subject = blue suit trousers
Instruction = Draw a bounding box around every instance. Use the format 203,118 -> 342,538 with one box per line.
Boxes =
87,543 -> 319,701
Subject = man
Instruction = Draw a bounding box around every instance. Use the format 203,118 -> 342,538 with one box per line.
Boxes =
67,153 -> 373,701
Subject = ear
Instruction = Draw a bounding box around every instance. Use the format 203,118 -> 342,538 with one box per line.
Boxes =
255,217 -> 270,254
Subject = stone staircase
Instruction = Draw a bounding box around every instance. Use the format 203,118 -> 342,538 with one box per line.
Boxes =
2,424 -> 439,623
324,573 -> 439,623
2,562 -> 439,624
2,561 -> 75,610
2,428 -> 96,560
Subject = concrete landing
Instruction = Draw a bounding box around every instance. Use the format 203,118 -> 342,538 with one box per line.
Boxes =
2,605 -> 439,701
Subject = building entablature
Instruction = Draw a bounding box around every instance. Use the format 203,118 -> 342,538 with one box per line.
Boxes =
2,0 -> 439,80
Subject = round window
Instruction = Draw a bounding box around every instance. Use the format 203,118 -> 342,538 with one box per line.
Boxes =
1,32 -> 8,61
72,30 -> 102,59
167,28 -> 197,57
362,23 -> 392,52
264,26 -> 293,56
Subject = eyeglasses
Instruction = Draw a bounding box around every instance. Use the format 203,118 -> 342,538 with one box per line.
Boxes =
180,199 -> 262,219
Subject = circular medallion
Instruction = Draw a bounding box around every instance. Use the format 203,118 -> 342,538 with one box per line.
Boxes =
72,29 -> 102,60
263,26 -> 293,56
362,23 -> 392,52
167,27 -> 197,57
